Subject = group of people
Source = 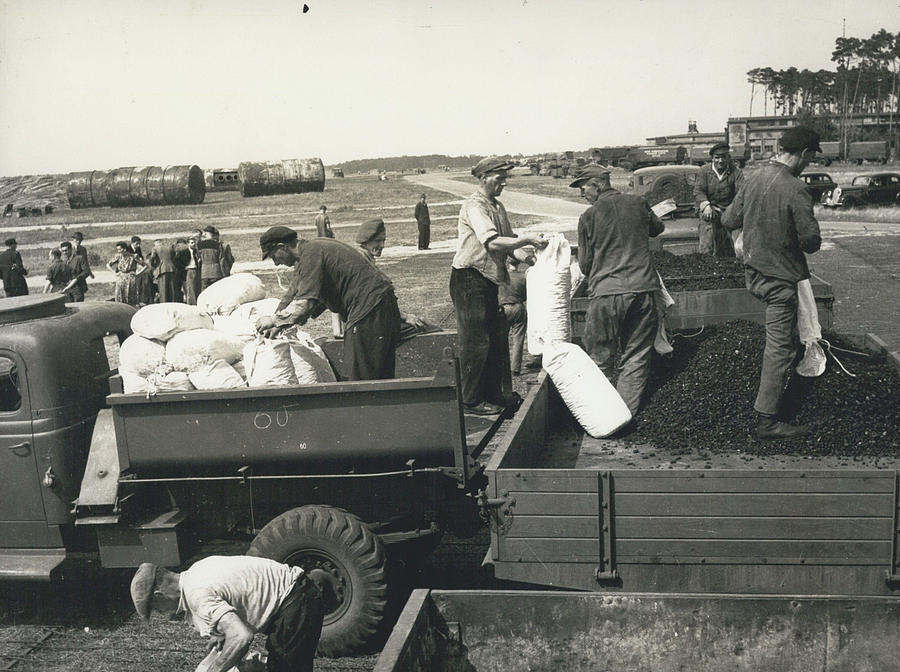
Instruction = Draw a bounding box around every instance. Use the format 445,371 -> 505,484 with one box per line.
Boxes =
106,226 -> 234,307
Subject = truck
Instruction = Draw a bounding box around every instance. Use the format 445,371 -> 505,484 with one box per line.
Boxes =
619,145 -> 687,171
0,295 -> 492,656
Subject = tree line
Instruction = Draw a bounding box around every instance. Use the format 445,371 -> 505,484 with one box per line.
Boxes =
746,28 -> 898,141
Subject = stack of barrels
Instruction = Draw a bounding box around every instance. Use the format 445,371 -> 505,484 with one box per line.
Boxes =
237,158 -> 325,197
66,165 -> 206,209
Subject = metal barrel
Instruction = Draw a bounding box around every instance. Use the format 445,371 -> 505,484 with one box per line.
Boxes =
161,165 -> 205,205
238,158 -> 325,197
107,167 -> 137,207
106,165 -> 205,207
66,170 -> 111,209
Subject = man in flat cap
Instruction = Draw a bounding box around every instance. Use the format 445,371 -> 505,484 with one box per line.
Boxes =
723,126 -> 822,440
257,225 -> 401,380
314,205 -> 334,239
130,556 -> 325,672
414,193 -> 430,250
570,164 -> 665,416
198,226 -> 225,290
450,156 -> 547,416
0,238 -> 29,297
694,142 -> 742,257
70,231 -> 95,280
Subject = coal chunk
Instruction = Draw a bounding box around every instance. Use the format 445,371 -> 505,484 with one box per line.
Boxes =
652,251 -> 745,291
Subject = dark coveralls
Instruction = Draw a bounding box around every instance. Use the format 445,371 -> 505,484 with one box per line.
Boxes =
277,238 -> 400,380
722,160 -> 821,418
0,249 -> 29,297
415,200 -> 431,250
63,254 -> 89,302
578,189 -> 665,415
694,163 -> 742,257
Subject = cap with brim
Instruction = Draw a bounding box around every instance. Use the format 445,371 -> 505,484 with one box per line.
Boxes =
259,225 -> 299,260
569,164 -> 611,188
72,232 -> 84,241
708,142 -> 730,156
355,218 -> 386,245
4,238 -> 16,247
471,157 -> 516,178
130,562 -> 157,621
779,126 -> 822,154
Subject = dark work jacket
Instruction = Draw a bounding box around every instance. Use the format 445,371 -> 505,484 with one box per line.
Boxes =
577,189 -> 665,297
0,249 -> 28,294
694,163 -> 743,211
197,239 -> 223,280
415,201 -> 431,226
149,245 -> 177,279
722,160 -> 821,283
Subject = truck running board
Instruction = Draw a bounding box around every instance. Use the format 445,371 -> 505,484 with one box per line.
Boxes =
0,549 -> 66,581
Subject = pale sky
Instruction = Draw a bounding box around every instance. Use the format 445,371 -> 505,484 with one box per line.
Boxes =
0,0 -> 896,176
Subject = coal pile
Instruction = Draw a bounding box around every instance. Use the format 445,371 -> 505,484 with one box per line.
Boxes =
626,321 -> 900,458
652,251 -> 745,291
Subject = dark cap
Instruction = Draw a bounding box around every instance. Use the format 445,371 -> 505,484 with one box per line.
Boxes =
779,126 -> 822,154
202,225 -> 219,235
709,142 -> 730,157
356,218 -> 386,244
71,231 -> 84,241
4,238 -> 15,247
471,156 -> 515,178
131,236 -> 142,243
259,226 -> 298,260
130,562 -> 157,621
569,164 -> 611,188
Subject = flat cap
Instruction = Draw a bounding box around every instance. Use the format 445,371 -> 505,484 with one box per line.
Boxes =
779,126 -> 822,154
4,238 -> 16,246
71,231 -> 84,241
708,142 -> 730,156
471,156 -> 515,178
569,164 -> 611,188
356,218 -> 386,244
202,225 -> 219,235
130,562 -> 158,621
259,225 -> 299,260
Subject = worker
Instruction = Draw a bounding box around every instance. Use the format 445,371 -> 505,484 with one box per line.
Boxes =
722,126 -> 822,440
569,164 -> 664,416
256,226 -> 401,380
414,193 -> 431,250
148,239 -> 179,303
70,231 -> 95,279
129,556 -> 325,672
450,156 -> 547,416
58,241 -> 90,302
0,238 -> 29,297
198,227 -> 224,290
314,205 -> 334,239
694,142 -> 742,257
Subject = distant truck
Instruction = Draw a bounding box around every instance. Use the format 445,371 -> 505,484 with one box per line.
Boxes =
620,145 -> 687,171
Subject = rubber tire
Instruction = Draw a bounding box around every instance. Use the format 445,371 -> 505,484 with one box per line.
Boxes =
248,505 -> 387,657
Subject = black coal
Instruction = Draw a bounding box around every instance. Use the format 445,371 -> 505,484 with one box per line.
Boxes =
652,251 -> 745,291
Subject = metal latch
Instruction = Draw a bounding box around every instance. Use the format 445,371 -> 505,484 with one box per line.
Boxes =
596,471 -> 618,584
476,488 -> 515,533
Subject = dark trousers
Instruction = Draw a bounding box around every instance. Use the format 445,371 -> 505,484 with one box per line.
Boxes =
183,269 -> 200,305
3,284 -> 28,297
345,292 -> 401,380
65,286 -> 85,303
745,267 -> 799,417
502,302 -> 526,374
155,273 -> 179,303
698,214 -> 736,257
265,576 -> 324,672
417,222 -> 430,250
201,277 -> 220,291
583,292 -> 656,415
450,267 -> 511,408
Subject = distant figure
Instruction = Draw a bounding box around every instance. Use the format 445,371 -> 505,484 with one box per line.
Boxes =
107,241 -> 144,307
315,205 -> 334,238
70,231 -> 95,279
499,258 -> 528,375
212,226 -> 235,277
149,239 -> 179,303
414,193 -> 431,250
178,236 -> 202,305
131,236 -> 154,305
57,241 -> 89,302
694,142 -> 742,257
198,227 -> 224,290
0,238 -> 29,298
43,249 -> 68,295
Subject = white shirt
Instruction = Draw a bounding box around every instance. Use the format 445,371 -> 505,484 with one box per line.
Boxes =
178,555 -> 303,637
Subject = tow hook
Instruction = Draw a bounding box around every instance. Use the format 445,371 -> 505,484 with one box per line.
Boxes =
476,489 -> 515,533
42,465 -> 56,488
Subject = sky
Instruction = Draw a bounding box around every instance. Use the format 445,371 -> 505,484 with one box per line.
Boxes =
0,0 -> 897,176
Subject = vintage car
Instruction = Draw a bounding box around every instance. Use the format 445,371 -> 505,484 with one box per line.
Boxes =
799,172 -> 835,201
632,165 -> 699,217
822,172 -> 900,208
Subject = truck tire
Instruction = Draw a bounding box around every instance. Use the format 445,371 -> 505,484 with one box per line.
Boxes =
248,505 -> 387,656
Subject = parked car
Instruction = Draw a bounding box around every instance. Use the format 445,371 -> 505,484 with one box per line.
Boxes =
799,172 -> 835,201
632,165 -> 700,217
822,172 -> 900,208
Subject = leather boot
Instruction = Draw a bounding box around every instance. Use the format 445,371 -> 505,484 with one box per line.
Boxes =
756,414 -> 809,440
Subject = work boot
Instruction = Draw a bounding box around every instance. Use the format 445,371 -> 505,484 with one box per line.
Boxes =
463,401 -> 504,416
756,414 -> 809,440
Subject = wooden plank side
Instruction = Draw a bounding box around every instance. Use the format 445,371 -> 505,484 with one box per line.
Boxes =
507,492 -> 598,516
614,472 -> 894,494
499,538 -> 890,564
485,372 -> 551,472
615,493 -> 893,517
496,470 -> 598,494
503,516 -> 892,540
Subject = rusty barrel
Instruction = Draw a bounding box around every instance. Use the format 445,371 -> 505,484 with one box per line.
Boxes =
105,165 -> 205,207
66,171 -> 111,209
238,158 -> 325,197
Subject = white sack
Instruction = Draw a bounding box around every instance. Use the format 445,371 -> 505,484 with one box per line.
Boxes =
243,338 -> 298,386
212,298 -> 287,342
188,360 -> 247,390
733,230 -> 745,261
796,278 -> 826,377
197,273 -> 266,316
283,326 -> 337,383
130,303 -> 214,342
569,260 -> 584,298
165,329 -> 245,371
146,370 -> 194,394
527,234 -> 572,355
120,369 -> 150,394
119,335 -> 166,376
542,341 -> 632,438
654,272 -> 675,355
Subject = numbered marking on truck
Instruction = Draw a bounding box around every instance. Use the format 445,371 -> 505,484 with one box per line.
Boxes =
253,412 -> 272,430
297,442 -> 308,451
276,406 -> 290,427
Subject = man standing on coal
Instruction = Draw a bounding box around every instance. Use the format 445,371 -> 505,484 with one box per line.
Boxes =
694,142 -> 742,257
570,164 -> 665,416
722,126 -> 822,440
450,157 -> 547,416
256,226 -> 401,380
